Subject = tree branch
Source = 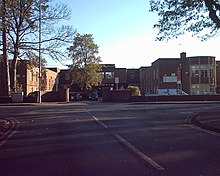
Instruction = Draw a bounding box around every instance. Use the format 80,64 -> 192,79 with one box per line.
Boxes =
204,0 -> 220,27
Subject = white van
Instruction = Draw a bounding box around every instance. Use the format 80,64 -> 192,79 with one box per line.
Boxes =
156,89 -> 188,96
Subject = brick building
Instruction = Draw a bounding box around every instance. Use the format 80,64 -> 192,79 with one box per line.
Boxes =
0,60 -> 59,97
216,61 -> 220,94
10,60 -> 39,96
181,53 -> 216,95
100,64 -> 127,89
42,68 -> 60,92
140,53 -> 219,95
150,58 -> 181,93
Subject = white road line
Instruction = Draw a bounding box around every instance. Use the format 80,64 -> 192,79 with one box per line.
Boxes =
92,116 -> 108,129
92,115 -> 165,171
188,124 -> 220,137
114,133 -> 165,171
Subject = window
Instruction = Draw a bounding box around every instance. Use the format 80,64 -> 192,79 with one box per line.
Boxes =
201,70 -> 208,77
30,71 -> 33,81
201,70 -> 204,77
204,70 -> 208,77
191,65 -> 199,77
210,69 -> 213,77
192,70 -> 199,77
35,72 -> 38,81
105,72 -> 114,79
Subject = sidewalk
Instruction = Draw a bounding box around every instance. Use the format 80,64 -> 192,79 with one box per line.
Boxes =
192,111 -> 220,133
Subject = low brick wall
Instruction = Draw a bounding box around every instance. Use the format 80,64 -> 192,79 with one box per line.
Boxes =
0,96 -> 11,103
111,90 -> 132,102
102,88 -> 132,102
130,95 -> 220,102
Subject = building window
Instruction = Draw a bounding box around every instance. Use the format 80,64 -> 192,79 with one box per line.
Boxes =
30,71 -> 33,81
192,70 -> 199,77
105,72 -> 114,79
210,69 -> 213,78
201,70 -> 204,77
204,70 -> 208,77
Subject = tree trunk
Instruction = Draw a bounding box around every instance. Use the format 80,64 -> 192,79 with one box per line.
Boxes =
1,0 -> 10,96
10,30 -> 20,92
11,55 -> 18,92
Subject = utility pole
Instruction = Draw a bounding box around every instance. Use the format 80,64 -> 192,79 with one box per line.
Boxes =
38,0 -> 42,103
1,0 -> 10,97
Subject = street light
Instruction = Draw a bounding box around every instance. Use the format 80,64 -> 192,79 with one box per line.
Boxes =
38,0 -> 42,103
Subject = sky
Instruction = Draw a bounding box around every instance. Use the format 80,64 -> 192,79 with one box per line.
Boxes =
49,0 -> 220,69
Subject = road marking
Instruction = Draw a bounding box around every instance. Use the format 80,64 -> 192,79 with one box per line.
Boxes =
91,115 -> 165,171
185,113 -> 220,137
114,133 -> 165,171
188,124 -> 220,137
0,118 -> 20,148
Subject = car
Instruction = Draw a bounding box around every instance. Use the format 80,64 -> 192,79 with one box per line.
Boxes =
70,92 -> 82,101
88,92 -> 98,101
203,92 -> 217,95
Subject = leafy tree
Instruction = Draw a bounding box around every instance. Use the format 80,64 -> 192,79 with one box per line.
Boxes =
68,33 -> 102,92
127,85 -> 141,96
149,0 -> 220,41
0,0 -> 75,91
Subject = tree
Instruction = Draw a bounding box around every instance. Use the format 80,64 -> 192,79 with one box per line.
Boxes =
0,0 -> 76,92
127,85 -> 141,96
68,33 -> 102,92
25,51 -> 47,69
149,0 -> 220,41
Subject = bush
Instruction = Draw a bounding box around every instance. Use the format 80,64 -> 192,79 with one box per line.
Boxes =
127,85 -> 141,96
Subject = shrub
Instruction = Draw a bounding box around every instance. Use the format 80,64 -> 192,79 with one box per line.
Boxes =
127,85 -> 141,96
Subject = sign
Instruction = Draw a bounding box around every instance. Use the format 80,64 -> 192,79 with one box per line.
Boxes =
115,77 -> 119,84
163,76 -> 177,83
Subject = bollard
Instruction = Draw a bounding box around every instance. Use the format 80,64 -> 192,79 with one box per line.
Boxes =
65,88 -> 70,103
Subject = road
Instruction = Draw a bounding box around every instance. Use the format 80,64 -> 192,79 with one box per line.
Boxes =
0,102 -> 220,176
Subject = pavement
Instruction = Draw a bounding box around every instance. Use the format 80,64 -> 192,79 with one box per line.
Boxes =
191,111 -> 220,133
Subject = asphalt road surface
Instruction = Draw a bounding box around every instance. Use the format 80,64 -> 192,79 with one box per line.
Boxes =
0,101 -> 220,176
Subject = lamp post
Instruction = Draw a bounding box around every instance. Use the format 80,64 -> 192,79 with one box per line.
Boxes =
38,0 -> 42,103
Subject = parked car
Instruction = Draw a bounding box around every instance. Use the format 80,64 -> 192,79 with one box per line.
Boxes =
203,92 -> 217,95
89,92 -> 98,101
70,92 -> 82,101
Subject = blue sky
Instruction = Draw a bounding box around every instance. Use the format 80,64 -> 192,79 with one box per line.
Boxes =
49,0 -> 219,68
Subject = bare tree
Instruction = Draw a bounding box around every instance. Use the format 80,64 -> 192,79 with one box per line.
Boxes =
0,0 -> 76,92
